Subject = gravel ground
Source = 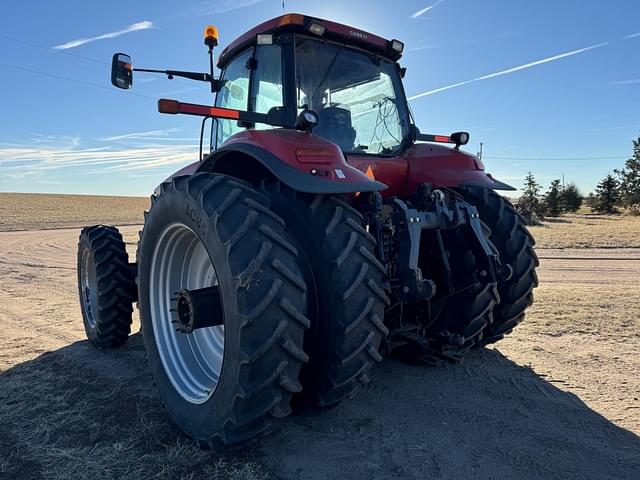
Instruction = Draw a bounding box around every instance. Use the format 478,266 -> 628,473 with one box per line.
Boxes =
0,225 -> 638,479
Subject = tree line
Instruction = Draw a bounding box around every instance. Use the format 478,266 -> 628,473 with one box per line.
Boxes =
515,134 -> 640,223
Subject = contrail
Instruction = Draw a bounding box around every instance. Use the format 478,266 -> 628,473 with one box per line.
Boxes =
609,79 -> 640,85
54,21 -> 154,50
411,0 -> 445,19
407,32 -> 640,101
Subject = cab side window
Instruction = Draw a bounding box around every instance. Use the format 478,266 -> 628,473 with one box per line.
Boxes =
214,49 -> 252,147
213,44 -> 284,147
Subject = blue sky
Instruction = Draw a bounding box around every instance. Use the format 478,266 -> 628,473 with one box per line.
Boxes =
1,0 -> 639,196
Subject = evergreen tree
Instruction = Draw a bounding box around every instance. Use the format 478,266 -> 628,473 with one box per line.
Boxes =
560,182 -> 583,212
516,172 -> 544,223
614,134 -> 640,209
592,174 -> 620,214
544,179 -> 563,217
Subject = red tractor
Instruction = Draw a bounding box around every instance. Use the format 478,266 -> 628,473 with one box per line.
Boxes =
78,14 -> 538,446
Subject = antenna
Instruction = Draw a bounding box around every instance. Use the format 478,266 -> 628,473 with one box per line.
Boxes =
477,142 -> 483,160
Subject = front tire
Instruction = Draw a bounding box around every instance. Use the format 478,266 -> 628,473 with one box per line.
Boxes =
422,224 -> 499,362
77,225 -> 136,348
137,173 -> 309,446
459,187 -> 539,346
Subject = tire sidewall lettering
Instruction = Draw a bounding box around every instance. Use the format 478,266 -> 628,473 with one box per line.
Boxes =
185,204 -> 208,238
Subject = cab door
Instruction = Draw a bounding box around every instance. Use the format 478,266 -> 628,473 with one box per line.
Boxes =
213,49 -> 252,149
213,44 -> 285,149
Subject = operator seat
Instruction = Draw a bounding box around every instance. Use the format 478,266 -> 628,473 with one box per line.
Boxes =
313,107 -> 356,152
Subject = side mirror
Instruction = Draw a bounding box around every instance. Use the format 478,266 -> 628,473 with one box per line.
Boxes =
450,131 -> 470,147
229,84 -> 246,101
111,53 -> 133,89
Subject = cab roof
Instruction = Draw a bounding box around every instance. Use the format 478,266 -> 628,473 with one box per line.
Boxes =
217,13 -> 402,68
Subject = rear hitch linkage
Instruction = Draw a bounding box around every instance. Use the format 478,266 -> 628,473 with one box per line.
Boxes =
389,185 -> 511,302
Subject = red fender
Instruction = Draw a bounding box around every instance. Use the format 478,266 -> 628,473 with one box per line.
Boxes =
347,143 -> 514,199
198,129 -> 387,194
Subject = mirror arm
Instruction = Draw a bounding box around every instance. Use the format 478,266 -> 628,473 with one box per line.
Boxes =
412,126 -> 465,147
133,68 -> 221,90
414,129 -> 453,145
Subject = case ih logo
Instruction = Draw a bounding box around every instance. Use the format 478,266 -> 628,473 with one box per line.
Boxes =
349,30 -> 368,40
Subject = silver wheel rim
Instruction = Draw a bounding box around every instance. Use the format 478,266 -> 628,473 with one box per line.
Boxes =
81,248 -> 98,328
150,223 -> 224,404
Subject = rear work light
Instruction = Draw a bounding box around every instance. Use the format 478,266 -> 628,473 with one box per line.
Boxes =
390,39 -> 404,53
256,34 -> 273,45
309,22 -> 326,36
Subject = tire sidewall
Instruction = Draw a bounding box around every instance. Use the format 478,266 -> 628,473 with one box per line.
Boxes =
77,236 -> 98,343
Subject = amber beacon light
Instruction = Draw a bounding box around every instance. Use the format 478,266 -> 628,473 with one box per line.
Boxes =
204,25 -> 219,48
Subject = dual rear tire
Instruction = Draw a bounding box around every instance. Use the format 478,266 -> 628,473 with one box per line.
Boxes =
261,182 -> 389,408
78,173 -> 386,445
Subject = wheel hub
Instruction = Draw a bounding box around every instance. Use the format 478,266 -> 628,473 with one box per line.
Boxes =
173,286 -> 224,334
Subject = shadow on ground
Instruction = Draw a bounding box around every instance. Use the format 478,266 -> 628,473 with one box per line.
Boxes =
1,334 -> 638,480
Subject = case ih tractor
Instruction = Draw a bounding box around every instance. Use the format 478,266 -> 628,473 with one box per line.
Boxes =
78,14 -> 538,446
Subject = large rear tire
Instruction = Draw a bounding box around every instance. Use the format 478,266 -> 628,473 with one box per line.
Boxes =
459,187 -> 539,346
77,225 -> 136,348
262,182 -> 389,408
137,173 -> 309,446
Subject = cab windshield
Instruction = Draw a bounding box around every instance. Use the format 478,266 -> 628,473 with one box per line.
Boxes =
295,36 -> 410,155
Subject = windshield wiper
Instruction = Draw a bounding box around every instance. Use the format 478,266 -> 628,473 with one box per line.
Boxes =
309,45 -> 345,103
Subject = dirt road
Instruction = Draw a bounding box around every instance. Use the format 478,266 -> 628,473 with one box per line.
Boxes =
1,226 -> 638,479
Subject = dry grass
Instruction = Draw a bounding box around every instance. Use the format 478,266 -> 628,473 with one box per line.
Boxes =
500,282 -> 640,433
0,193 -> 148,232
0,338 -> 267,480
530,213 -> 640,249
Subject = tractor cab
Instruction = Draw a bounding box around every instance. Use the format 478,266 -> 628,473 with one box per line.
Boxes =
110,13 -> 484,195
213,16 -> 411,156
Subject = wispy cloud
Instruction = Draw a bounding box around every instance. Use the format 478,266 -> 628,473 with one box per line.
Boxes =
408,43 -> 440,52
53,20 -> 154,50
407,32 -> 640,101
28,133 -> 80,147
0,144 -> 197,177
586,124 -> 640,131
201,0 -> 265,14
609,79 -> 640,85
411,0 -> 445,18
102,129 -> 182,142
